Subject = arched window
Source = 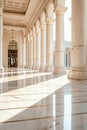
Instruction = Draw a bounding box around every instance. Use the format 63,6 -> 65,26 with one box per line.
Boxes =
8,40 -> 17,50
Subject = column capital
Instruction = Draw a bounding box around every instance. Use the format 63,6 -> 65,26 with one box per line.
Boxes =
36,31 -> 40,35
46,18 -> 54,24
41,24 -> 46,29
55,6 -> 67,15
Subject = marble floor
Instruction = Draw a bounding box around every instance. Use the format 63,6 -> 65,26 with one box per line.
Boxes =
0,69 -> 87,130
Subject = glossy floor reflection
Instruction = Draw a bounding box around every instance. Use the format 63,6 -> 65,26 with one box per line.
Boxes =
0,69 -> 87,130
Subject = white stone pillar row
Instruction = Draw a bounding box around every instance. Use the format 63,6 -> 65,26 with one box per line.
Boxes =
36,20 -> 41,70
33,26 -> 36,70
30,30 -> 33,69
40,23 -> 46,71
68,0 -> 87,80
28,33 -> 31,69
0,1 -> 3,71
23,35 -> 26,68
29,33 -> 32,69
54,7 -> 67,74
26,37 -> 28,68
46,18 -> 54,72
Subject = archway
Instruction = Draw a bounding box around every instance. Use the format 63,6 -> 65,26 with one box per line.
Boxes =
8,40 -> 18,68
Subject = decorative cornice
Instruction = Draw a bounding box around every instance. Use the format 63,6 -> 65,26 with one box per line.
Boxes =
3,24 -> 26,31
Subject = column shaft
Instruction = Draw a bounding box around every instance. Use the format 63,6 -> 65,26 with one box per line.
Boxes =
0,6 -> 3,70
36,32 -> 41,70
68,0 -> 87,80
46,19 -> 54,72
54,7 -> 66,73
40,24 -> 46,71
31,37 -> 33,69
33,35 -> 36,69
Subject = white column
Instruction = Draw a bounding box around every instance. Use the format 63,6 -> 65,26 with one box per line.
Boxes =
0,3 -> 3,71
29,38 -> 32,69
30,31 -> 33,69
28,40 -> 31,69
26,38 -> 28,68
23,35 -> 26,68
36,31 -> 41,70
54,7 -> 67,74
33,34 -> 36,69
85,0 -> 87,72
40,24 -> 46,71
28,33 -> 31,69
46,18 -> 54,72
27,41 -> 29,68
68,0 -> 87,80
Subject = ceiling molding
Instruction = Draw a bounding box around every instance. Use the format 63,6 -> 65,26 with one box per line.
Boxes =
3,25 -> 26,31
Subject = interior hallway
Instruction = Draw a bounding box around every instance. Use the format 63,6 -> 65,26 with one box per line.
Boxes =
0,69 -> 87,130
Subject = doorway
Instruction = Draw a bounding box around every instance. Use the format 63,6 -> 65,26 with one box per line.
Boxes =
8,40 -> 18,68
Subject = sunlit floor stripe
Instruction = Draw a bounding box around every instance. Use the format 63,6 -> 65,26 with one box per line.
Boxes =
0,69 -> 38,75
0,75 -> 70,123
0,72 -> 51,83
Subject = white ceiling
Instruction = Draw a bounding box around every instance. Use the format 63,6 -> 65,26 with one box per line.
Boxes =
3,0 -> 49,30
3,0 -> 30,14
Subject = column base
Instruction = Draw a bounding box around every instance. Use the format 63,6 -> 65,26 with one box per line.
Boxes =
32,66 -> 36,70
24,66 -> 29,69
68,69 -> 87,80
0,67 -> 4,73
39,66 -> 46,72
53,67 -> 66,74
45,66 -> 54,72
35,66 -> 40,70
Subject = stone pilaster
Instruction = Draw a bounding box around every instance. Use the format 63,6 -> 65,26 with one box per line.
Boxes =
54,6 -> 67,74
68,0 -> 87,80
46,18 -> 54,72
